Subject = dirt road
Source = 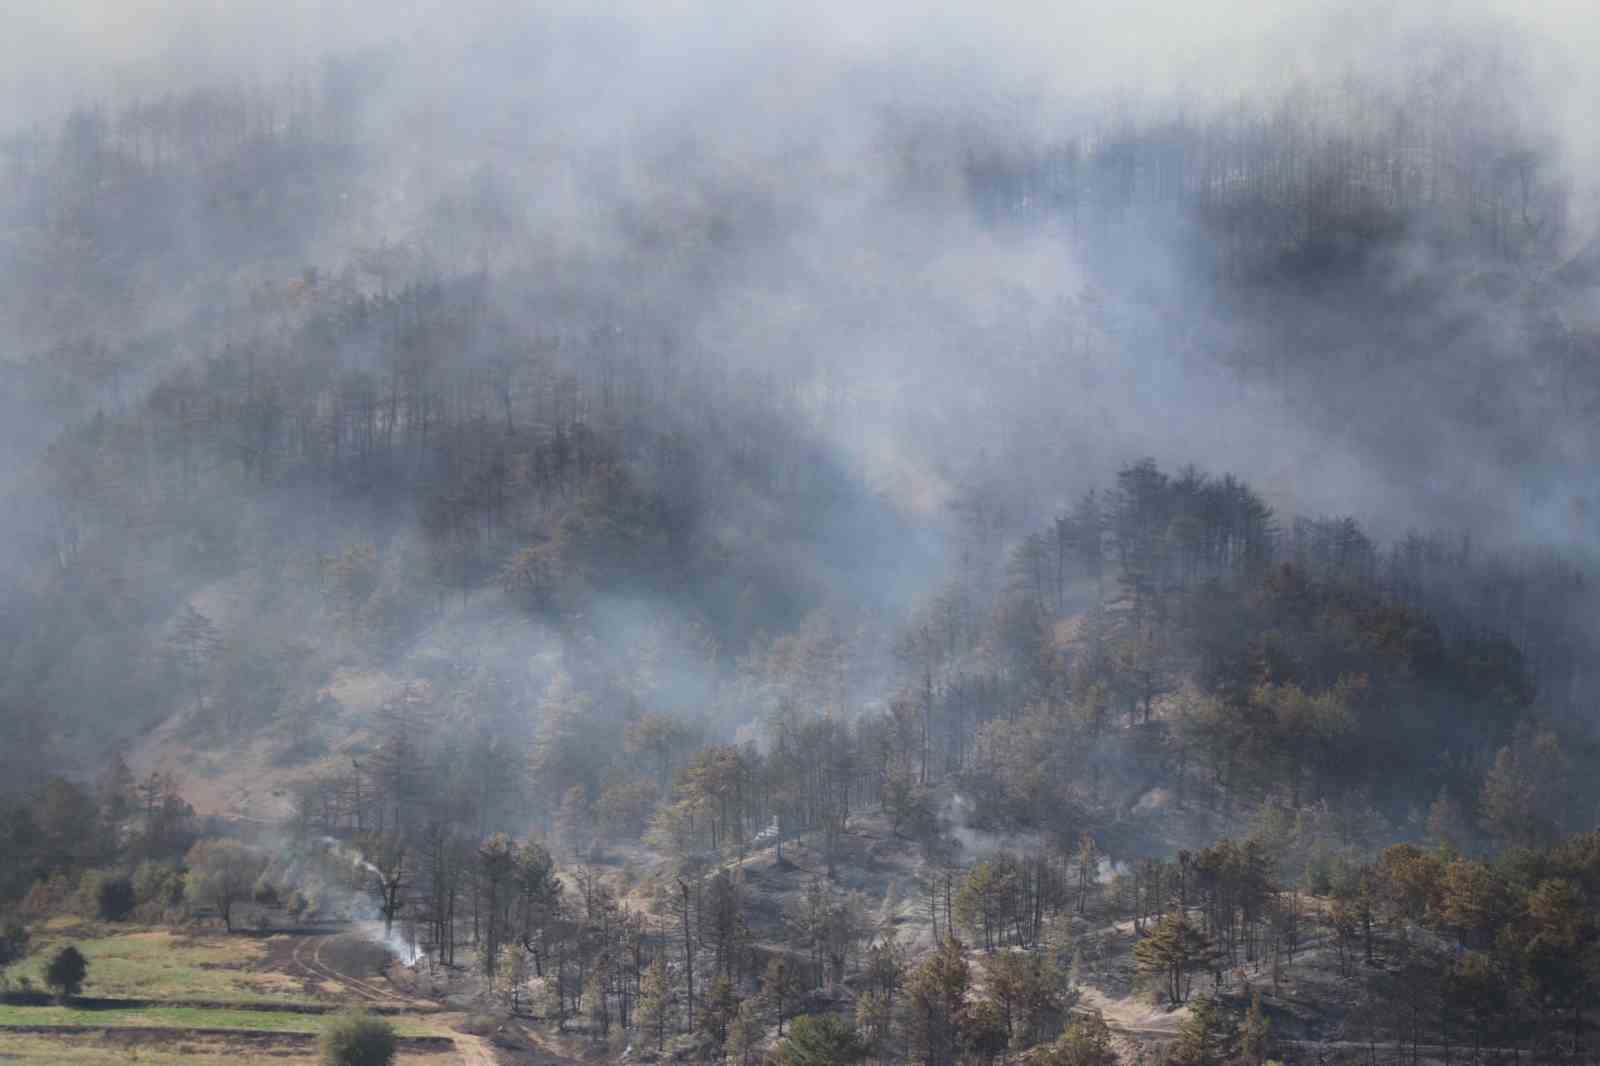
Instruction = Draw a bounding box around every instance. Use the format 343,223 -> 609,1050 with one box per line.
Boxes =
283,927 -> 502,1065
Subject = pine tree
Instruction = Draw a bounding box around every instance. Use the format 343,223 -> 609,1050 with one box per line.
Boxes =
864,929 -> 904,1003
984,950 -> 1062,1050
1170,994 -> 1235,1066
1042,912 -> 1075,971
727,1000 -> 764,1066
555,784 -> 590,859
855,990 -> 892,1065
96,753 -> 134,824
638,955 -> 672,1051
1031,1012 -> 1118,1066
1241,990 -> 1270,1066
169,603 -> 223,713
777,1014 -> 864,1066
766,956 -> 797,1036
905,936 -> 970,1066
1076,834 -> 1099,916
584,954 -> 613,1035
1445,952 -> 1506,1064
1134,911 -> 1212,1005
700,973 -> 738,1048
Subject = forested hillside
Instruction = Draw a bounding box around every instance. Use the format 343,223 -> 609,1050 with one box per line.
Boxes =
4,4 -> 1600,1066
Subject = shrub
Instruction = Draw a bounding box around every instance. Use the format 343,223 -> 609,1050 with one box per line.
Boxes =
0,916 -> 29,981
97,876 -> 136,922
776,1014 -> 865,1066
319,1009 -> 396,1066
20,874 -> 74,919
45,945 -> 88,1001
74,871 -> 105,918
133,862 -> 186,909
284,885 -> 324,921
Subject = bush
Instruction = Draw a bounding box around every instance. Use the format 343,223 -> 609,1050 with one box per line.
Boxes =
98,876 -> 136,922
0,916 -> 29,979
20,874 -> 74,919
319,1009 -> 396,1066
284,885 -> 324,921
133,862 -> 186,909
45,945 -> 88,1001
776,1014 -> 865,1066
253,876 -> 280,906
73,871 -> 104,918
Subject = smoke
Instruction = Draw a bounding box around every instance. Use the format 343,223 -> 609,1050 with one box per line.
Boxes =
943,793 -> 1043,862
6,0 -> 1598,550
319,836 -> 382,881
5,0 -> 1600,786
259,836 -> 425,964
377,924 -> 423,968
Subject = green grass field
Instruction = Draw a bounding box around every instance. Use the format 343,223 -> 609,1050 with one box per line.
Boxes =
10,919 -> 309,1004
0,917 -> 463,1065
